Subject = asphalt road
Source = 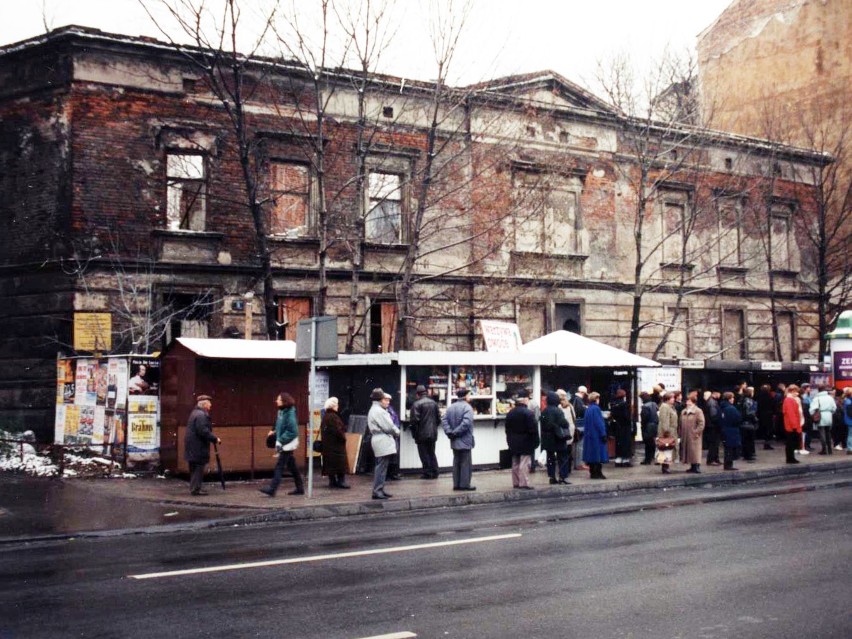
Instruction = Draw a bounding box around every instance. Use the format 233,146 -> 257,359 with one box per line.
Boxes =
1,479 -> 849,639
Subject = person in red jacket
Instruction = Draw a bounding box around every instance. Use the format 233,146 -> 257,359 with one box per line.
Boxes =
782,385 -> 804,464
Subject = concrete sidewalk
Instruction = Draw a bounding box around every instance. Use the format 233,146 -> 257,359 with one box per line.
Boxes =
1,445 -> 850,541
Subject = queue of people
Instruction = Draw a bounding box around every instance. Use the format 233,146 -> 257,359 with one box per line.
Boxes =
182,380 -> 852,497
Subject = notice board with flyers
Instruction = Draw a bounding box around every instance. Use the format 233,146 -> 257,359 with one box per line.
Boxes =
54,355 -> 160,467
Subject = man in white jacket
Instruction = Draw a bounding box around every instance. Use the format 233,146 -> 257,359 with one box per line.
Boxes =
368,388 -> 400,499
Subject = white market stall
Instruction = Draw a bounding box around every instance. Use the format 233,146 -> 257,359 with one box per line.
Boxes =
317,331 -> 660,471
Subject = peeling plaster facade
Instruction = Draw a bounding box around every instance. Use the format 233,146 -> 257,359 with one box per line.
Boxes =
0,27 -> 829,436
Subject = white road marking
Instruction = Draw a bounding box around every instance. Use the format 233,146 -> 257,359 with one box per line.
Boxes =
129,532 -> 521,580
354,633 -> 417,639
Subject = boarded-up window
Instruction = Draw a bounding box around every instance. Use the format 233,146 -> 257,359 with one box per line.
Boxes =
366,172 -> 403,244
771,209 -> 792,270
717,197 -> 743,266
166,153 -> 206,231
269,162 -> 311,236
513,170 -> 582,254
723,309 -> 747,360
664,307 -> 689,359
369,302 -> 397,353
277,297 -> 312,341
517,303 -> 546,343
777,312 -> 796,361
661,202 -> 685,263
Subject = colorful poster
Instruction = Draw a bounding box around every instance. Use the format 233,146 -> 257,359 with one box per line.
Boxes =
95,360 -> 109,406
128,358 -> 159,396
110,411 -> 126,452
834,351 -> 852,382
74,360 -> 90,406
64,405 -> 80,443
78,406 -> 95,444
93,406 -> 106,445
106,359 -> 119,410
128,396 -> 158,414
127,413 -> 158,453
54,404 -> 66,444
115,359 -> 128,409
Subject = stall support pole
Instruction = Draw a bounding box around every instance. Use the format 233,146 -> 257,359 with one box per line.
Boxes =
307,317 -> 316,498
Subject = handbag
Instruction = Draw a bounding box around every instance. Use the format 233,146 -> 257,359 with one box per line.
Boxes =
279,437 -> 299,452
312,439 -> 323,453
265,431 -> 277,449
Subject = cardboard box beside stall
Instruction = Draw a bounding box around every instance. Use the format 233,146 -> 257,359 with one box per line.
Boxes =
159,338 -> 310,475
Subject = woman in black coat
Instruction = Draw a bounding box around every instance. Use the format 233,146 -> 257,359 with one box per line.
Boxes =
321,397 -> 350,489
540,391 -> 571,484
610,389 -> 633,467
504,391 -> 539,489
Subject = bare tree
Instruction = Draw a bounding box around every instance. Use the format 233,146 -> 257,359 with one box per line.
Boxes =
142,0 -> 281,338
789,106 -> 851,355
595,50 -> 712,354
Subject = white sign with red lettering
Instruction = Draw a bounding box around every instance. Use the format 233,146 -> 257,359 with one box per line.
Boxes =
479,320 -> 523,353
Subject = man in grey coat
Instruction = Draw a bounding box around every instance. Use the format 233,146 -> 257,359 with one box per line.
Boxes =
442,388 -> 476,490
183,395 -> 220,496
368,388 -> 400,500
410,385 -> 441,479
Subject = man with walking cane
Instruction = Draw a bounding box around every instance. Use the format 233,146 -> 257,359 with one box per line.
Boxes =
184,395 -> 221,496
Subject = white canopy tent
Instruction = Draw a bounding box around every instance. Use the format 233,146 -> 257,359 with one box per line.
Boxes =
176,337 -> 297,360
520,330 -> 660,368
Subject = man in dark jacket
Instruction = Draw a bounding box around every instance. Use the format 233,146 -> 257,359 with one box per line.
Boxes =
410,385 -> 441,479
639,391 -> 659,465
504,390 -> 539,489
704,391 -> 722,466
183,395 -> 220,496
541,391 -> 571,485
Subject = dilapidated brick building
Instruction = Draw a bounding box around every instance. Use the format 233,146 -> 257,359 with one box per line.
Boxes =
0,27 -> 830,436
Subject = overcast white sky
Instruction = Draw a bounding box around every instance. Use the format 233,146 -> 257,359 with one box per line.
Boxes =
1,0 -> 732,91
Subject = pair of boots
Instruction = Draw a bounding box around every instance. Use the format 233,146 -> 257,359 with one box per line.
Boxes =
589,463 -> 607,479
685,463 -> 701,473
328,474 -> 351,489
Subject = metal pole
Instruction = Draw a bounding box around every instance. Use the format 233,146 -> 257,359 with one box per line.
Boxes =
307,317 -> 316,498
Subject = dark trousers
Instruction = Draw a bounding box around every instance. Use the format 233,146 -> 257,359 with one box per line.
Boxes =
818,426 -> 833,454
452,448 -> 472,488
188,462 -> 206,493
723,445 -> 741,469
785,431 -> 799,462
741,428 -> 756,460
267,450 -> 303,495
416,439 -> 439,477
642,437 -> 655,464
372,454 -> 391,496
546,447 -> 571,480
706,425 -> 721,464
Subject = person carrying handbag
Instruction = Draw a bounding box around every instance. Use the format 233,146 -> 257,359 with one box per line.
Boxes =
259,392 -> 304,497
540,391 -> 571,484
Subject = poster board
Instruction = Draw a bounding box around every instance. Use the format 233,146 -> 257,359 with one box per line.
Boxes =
54,356 -> 160,464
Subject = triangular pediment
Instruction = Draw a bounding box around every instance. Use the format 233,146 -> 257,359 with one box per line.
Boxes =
469,71 -> 617,115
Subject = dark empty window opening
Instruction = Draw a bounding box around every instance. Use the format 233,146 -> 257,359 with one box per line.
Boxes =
559,131 -> 570,143
382,106 -> 394,118
724,157 -> 733,170
526,126 -> 536,138
554,303 -> 582,334
182,78 -> 197,93
772,162 -> 782,177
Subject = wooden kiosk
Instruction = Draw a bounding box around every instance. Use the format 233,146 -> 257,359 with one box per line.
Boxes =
160,338 -> 309,475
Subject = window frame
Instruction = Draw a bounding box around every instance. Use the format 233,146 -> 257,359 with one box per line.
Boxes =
267,160 -> 314,238
165,151 -> 208,232
365,170 -> 407,245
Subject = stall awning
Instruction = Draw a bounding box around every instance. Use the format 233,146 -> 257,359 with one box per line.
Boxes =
176,338 -> 297,360
520,330 -> 660,368
398,350 -> 556,366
